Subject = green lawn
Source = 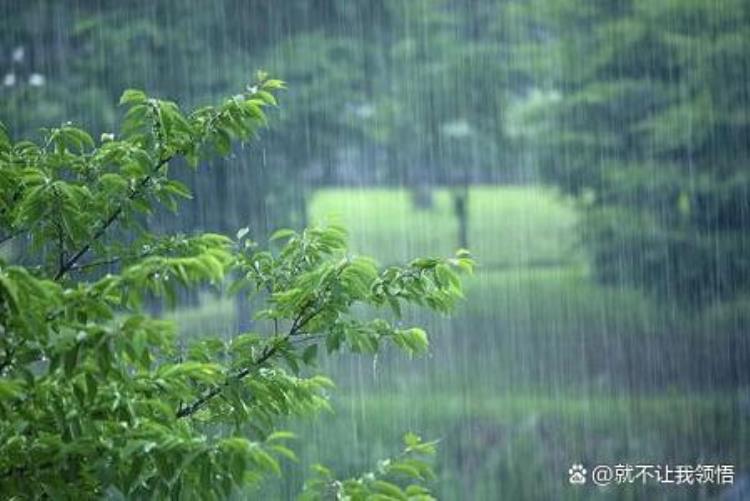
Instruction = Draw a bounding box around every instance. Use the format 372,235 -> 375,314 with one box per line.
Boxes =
264,392 -> 746,500
308,185 -> 581,268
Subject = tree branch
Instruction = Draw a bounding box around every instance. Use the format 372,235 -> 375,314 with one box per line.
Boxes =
176,303 -> 323,419
70,256 -> 122,272
53,155 -> 172,281
176,341 -> 279,419
54,188 -> 66,276
175,257 -> 348,419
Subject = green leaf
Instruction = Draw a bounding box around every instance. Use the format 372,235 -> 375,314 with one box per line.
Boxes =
163,179 -> 192,199
119,89 -> 147,105
213,128 -> 231,155
266,431 -> 296,442
0,379 -> 23,400
236,226 -> 250,240
269,228 -> 296,242
371,480 -> 407,500
261,79 -> 286,90
302,344 -> 318,365
256,90 -> 278,106
60,126 -> 95,151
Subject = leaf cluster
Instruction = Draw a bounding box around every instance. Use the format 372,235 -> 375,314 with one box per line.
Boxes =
0,76 -> 472,499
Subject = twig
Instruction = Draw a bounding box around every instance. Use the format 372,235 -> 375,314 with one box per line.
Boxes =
70,256 -> 123,272
54,188 -> 66,275
176,303 -> 323,419
53,156 -> 172,281
176,244 -> 349,419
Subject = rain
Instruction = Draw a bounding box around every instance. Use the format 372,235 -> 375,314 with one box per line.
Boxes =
0,0 -> 748,499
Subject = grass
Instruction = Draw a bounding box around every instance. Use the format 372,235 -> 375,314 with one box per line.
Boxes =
308,185 -> 581,267
460,264 -> 658,332
264,392 -> 746,500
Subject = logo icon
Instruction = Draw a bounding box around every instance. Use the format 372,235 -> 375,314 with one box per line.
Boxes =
569,464 -> 587,485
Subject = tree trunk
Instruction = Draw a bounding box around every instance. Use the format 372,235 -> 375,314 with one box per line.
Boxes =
452,185 -> 469,249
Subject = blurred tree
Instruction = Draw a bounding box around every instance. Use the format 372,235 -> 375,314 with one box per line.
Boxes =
510,0 -> 750,304
0,0 -> 524,251
370,0 -> 515,248
0,0 -> 377,236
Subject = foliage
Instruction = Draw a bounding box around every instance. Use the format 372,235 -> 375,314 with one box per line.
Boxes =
510,0 -> 750,304
300,433 -> 438,501
370,0 -> 511,183
0,77 -> 472,498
